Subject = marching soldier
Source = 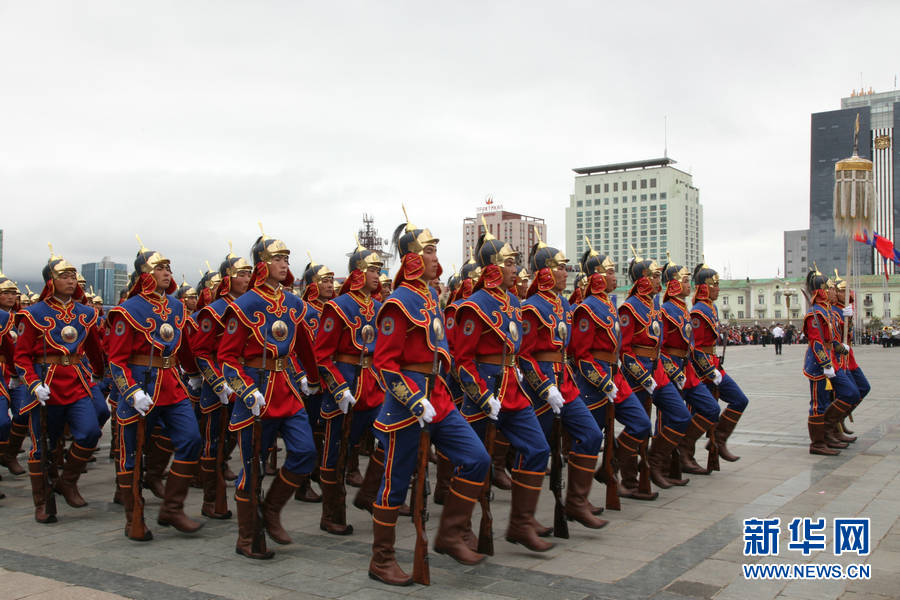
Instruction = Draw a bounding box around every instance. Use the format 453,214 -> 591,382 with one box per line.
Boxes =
315,241 -> 383,534
0,273 -> 28,477
107,240 -> 204,540
519,234 -> 607,529
659,258 -> 720,475
802,267 -> 859,455
455,226 -> 552,553
176,278 -> 199,314
832,272 -> 868,437
217,230 -> 321,559
189,247 -> 255,520
690,262 -> 749,463
368,214 -> 490,585
619,249 -> 692,489
14,248 -> 105,522
570,243 -> 657,500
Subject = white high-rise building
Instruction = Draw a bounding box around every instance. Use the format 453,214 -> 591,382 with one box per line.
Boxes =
564,158 -> 703,281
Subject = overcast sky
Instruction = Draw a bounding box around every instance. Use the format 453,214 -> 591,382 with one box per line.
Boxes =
2,1 -> 898,289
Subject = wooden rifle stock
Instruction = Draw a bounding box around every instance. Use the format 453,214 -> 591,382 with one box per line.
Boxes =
549,416 -> 568,538
477,422 -> 495,555
412,426 -> 431,585
250,349 -> 268,556
214,404 -> 229,515
603,399 -> 620,510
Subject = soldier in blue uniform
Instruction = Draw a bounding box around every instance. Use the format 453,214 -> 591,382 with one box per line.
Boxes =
831,271 -> 867,441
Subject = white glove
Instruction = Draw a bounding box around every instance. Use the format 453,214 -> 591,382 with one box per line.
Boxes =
823,367 -> 836,379
35,383 -> 50,406
486,395 -> 501,421
217,383 -> 234,405
545,385 -> 565,415
416,398 -> 437,426
516,367 -> 524,384
338,390 -> 357,414
842,306 -> 853,318
188,375 -> 202,393
711,370 -> 723,386
250,390 -> 266,416
841,343 -> 850,354
132,390 -> 152,416
299,376 -> 313,396
643,380 -> 657,395
605,382 -> 619,402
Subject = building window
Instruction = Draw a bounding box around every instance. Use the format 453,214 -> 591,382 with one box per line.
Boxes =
631,181 -> 637,190
594,184 -> 602,193
884,293 -> 891,302
660,192 -> 667,199
774,292 -> 782,305
722,296 -> 728,305
650,178 -> 657,188
613,182 -> 618,192
738,311 -> 744,319
737,296 -> 744,305
886,308 -> 892,318
603,183 -> 609,193
586,198 -> 592,206
640,179 -> 647,189
585,185 -> 591,194
775,310 -> 782,318
758,295 -> 765,305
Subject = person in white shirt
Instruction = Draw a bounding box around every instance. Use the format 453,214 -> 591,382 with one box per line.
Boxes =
772,324 -> 784,355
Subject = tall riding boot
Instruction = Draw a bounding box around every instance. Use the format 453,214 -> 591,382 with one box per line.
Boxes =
200,457 -> 231,519
319,468 -> 353,535
505,469 -> 555,552
823,403 -> 849,449
840,408 -> 855,435
808,415 -> 840,455
223,432 -> 238,481
345,444 -> 363,487
434,477 -> 486,565
616,434 -> 658,500
565,453 -> 609,529
828,399 -> 857,443
55,443 -> 94,507
294,476 -> 322,503
157,460 -> 204,533
143,434 -> 173,499
354,447 -> 385,513
678,416 -> 713,475
28,460 -> 57,523
234,489 -> 274,559
369,504 -> 413,586
1,421 -> 27,475
491,434 -> 513,490
432,452 -> 453,505
710,407 -> 743,461
263,467 -> 303,544
117,471 -> 152,541
649,433 -> 689,488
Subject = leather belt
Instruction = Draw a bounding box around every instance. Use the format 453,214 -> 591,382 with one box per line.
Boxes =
633,345 -> 659,360
35,353 -> 85,367
590,350 -> 617,363
476,354 -> 516,367
532,351 -> 563,364
0,356 -> 5,364
698,345 -> 715,354
663,347 -> 688,358
400,363 -> 432,374
128,354 -> 176,369
241,356 -> 287,372
335,353 -> 372,368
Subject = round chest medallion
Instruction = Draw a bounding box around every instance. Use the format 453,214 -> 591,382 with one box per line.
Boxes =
271,320 -> 289,342
159,323 -> 175,343
60,325 -> 78,343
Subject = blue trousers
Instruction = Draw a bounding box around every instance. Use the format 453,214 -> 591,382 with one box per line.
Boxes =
808,370 -> 860,416
630,383 -> 691,435
590,393 -> 652,440
849,368 -> 870,402
200,403 -> 234,459
27,397 -> 101,460
705,373 -> 749,412
118,399 -> 201,471
375,408 -> 489,507
235,408 -> 316,492
321,406 -> 378,469
304,392 -> 323,430
469,405 -> 550,473
89,383 -> 111,429
682,383 -> 721,423
10,385 -> 29,424
536,397 -> 603,455
0,395 -> 10,440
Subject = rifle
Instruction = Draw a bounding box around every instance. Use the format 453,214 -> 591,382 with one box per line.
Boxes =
550,321 -> 569,539
706,322 -> 725,472
214,398 -> 229,516
638,317 -> 664,494
602,320 -> 621,510
413,317 -> 443,586
39,337 -> 57,521
249,339 -> 269,557
334,324 -> 375,527
130,339 -> 152,539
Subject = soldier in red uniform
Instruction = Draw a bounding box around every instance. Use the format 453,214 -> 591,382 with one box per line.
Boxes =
0,272 -> 27,478
107,241 -> 204,540
14,248 -> 105,522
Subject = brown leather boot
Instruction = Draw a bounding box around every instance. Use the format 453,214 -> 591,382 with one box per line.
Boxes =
55,443 -> 94,507
28,460 -> 57,524
353,447 -> 385,513
823,403 -> 849,449
143,434 -> 173,499
432,451 -> 453,505
827,399 -> 857,443
2,422 -> 27,475
319,468 -> 353,535
649,433 -> 690,488
565,453 -> 609,529
200,457 -> 231,519
709,407 -> 743,462
678,416 -> 712,475
157,460 -> 204,533
368,504 -> 413,586
117,472 -> 152,541
294,477 -> 322,502
809,415 -> 840,455
616,435 -> 658,500
505,469 -> 555,552
235,489 -> 274,559
434,477 -> 486,565
263,467 -> 303,544
840,410 -> 855,435
345,445 -> 363,487
491,435 -> 513,490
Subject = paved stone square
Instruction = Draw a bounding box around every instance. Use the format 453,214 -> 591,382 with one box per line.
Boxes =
1,343 -> 898,599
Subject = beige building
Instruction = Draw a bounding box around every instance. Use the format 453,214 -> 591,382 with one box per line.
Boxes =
462,203 -> 546,267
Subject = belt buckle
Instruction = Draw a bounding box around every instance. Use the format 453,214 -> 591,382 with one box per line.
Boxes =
60,355 -> 71,366
274,358 -> 284,372
161,355 -> 173,369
